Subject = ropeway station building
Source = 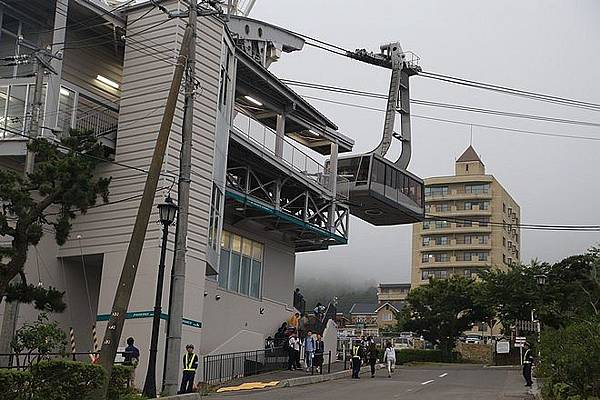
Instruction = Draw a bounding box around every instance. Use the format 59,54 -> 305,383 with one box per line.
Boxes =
0,0 -> 425,387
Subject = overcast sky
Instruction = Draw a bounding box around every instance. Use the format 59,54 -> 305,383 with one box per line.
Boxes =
251,0 -> 600,284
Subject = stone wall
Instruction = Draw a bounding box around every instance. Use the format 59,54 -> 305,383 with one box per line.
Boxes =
455,342 -> 493,364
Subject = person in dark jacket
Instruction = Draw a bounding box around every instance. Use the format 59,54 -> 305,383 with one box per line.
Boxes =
179,344 -> 199,394
366,336 -> 378,378
314,333 -> 325,373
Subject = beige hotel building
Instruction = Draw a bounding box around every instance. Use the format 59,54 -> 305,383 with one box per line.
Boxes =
411,146 -> 521,289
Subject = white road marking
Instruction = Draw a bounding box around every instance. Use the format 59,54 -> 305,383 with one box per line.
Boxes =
439,373 -> 448,378
421,379 -> 435,385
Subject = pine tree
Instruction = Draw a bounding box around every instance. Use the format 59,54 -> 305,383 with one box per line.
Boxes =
0,130 -> 111,311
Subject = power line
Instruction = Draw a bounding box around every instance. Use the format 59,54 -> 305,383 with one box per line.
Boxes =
280,79 -> 600,128
424,214 -> 600,232
418,71 -> 600,112
298,94 -> 600,142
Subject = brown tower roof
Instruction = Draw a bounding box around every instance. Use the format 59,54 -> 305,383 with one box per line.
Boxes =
456,145 -> 483,164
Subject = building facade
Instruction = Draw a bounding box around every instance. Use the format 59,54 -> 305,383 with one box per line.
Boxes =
0,0 -> 354,387
377,283 -> 410,304
411,146 -> 521,288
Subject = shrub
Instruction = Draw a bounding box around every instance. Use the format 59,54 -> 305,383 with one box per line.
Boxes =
538,318 -> 600,399
378,349 -> 461,365
108,364 -> 135,400
0,368 -> 32,400
31,359 -> 107,400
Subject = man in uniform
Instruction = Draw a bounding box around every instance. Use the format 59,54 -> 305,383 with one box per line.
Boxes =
179,344 -> 199,394
522,342 -> 534,387
351,340 -> 364,379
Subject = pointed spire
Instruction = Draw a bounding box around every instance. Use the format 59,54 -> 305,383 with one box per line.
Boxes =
456,145 -> 483,163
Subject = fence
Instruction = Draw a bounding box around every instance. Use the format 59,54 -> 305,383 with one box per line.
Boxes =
203,347 -> 288,385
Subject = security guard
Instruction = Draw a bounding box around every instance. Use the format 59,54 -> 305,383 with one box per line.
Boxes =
522,342 -> 534,387
179,344 -> 199,394
351,340 -> 364,379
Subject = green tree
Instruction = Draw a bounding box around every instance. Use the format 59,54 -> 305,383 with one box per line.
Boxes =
478,249 -> 600,331
402,276 -> 492,356
0,130 -> 110,311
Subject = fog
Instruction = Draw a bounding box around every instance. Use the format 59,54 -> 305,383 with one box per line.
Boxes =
252,0 -> 600,285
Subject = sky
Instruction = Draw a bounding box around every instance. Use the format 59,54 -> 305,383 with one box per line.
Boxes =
250,0 -> 600,284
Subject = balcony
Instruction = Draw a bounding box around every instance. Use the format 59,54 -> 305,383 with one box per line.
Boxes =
0,82 -> 118,156
426,188 -> 492,202
231,110 -> 348,199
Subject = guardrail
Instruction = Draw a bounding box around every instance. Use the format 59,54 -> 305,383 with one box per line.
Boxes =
232,110 -> 349,200
203,347 -> 288,385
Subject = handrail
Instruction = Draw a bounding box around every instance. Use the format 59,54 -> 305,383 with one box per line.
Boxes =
232,109 -> 349,200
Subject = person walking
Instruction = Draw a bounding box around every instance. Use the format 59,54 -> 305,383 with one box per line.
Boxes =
179,344 -> 199,394
366,336 -> 378,378
303,330 -> 316,372
383,341 -> 396,378
314,333 -> 325,374
522,342 -> 534,387
351,340 -> 364,379
122,337 -> 140,385
288,332 -> 301,371
288,312 -> 300,330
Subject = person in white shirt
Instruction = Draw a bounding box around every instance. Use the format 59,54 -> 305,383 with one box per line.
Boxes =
288,332 -> 301,370
384,341 -> 396,378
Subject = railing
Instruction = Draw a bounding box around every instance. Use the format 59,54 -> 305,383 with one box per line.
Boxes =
232,110 -> 349,200
203,347 -> 288,385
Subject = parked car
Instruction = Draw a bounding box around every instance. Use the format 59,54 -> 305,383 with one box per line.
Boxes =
465,335 -> 483,344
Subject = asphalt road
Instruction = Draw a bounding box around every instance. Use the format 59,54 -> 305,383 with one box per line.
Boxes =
208,364 -> 533,400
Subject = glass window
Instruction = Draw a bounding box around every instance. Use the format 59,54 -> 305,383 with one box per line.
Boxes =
218,249 -> 230,288
219,231 -> 263,298
422,237 -> 430,246
422,221 -> 430,230
426,186 -> 448,197
239,256 -> 251,295
250,260 -> 262,298
436,204 -> 449,212
57,86 -> 76,132
356,156 -> 370,183
435,220 -> 450,229
465,183 -> 490,194
228,252 -> 241,292
421,253 -> 430,263
421,270 -> 431,280
6,84 -> 27,133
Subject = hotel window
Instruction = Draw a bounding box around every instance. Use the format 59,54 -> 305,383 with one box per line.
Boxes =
218,231 -> 263,299
503,203 -> 506,213
465,183 -> 490,194
457,220 -> 472,228
435,220 -> 450,229
503,254 -> 506,264
422,237 -> 430,247
425,186 -> 448,197
435,236 -> 449,246
422,221 -> 430,230
435,203 -> 450,212
503,237 -> 506,247
422,253 -> 430,263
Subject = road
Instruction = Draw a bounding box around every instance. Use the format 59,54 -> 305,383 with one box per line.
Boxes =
208,364 -> 533,400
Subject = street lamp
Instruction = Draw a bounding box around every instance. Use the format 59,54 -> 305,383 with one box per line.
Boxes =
143,196 -> 177,398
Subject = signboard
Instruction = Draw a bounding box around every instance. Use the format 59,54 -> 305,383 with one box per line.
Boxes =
496,341 -> 510,354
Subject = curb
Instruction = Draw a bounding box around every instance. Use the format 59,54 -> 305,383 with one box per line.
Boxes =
278,363 -> 384,388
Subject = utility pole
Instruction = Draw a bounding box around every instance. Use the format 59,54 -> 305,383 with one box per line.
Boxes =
98,26 -> 193,397
162,0 -> 196,395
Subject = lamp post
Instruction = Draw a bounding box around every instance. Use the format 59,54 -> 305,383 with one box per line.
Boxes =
143,196 -> 178,398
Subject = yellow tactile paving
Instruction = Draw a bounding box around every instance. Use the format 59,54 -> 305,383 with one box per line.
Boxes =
216,381 -> 280,393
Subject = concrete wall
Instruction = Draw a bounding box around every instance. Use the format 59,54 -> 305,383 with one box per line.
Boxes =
200,224 -> 296,356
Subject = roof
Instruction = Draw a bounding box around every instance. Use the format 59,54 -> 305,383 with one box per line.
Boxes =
375,301 -> 406,313
456,145 -> 483,164
378,283 -> 411,289
349,303 -> 378,315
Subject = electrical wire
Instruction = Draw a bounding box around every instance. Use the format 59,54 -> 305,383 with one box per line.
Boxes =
280,79 -> 600,129
298,94 -> 600,142
424,214 -> 600,232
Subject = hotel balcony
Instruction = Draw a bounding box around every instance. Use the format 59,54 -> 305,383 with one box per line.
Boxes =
420,240 -> 492,252
425,188 -> 493,202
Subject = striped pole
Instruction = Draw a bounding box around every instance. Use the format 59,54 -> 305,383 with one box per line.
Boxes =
90,324 -> 99,363
69,327 -> 76,360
